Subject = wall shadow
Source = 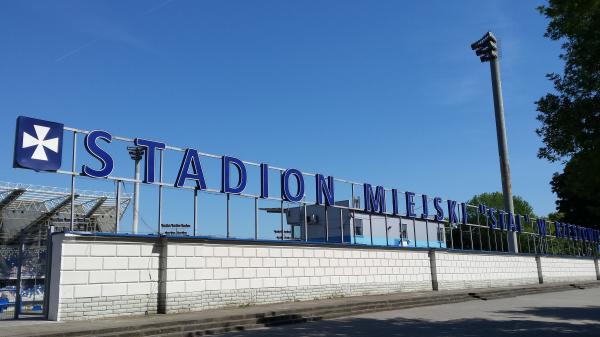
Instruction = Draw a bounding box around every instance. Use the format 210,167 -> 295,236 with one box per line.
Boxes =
222,306 -> 600,337
498,306 -> 600,322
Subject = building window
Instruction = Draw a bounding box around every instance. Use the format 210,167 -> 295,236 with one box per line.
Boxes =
401,223 -> 408,239
354,219 -> 363,236
292,225 -> 301,239
437,227 -> 445,242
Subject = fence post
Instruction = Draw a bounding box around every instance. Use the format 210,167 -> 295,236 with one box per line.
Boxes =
324,206 -> 329,242
340,207 -> 344,244
384,215 -> 388,246
14,239 -> 25,319
115,181 -> 121,233
255,197 -> 259,240
594,256 -> 599,281
193,189 -> 198,236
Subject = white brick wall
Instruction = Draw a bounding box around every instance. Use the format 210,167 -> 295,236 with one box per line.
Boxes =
163,243 -> 431,313
52,235 -> 432,320
54,235 -> 160,321
49,233 -> 599,321
540,256 -> 597,283
434,251 -> 539,290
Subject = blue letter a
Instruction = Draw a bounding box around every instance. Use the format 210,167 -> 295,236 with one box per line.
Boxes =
175,149 -> 207,189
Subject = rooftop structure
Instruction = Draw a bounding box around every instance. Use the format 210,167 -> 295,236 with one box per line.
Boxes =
266,199 -> 447,248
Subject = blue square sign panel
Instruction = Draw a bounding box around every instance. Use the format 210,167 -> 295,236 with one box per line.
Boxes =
13,116 -> 64,171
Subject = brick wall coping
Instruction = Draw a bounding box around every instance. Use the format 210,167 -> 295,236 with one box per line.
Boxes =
56,231 -> 596,260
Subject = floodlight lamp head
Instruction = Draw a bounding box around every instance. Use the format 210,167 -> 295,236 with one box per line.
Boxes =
479,53 -> 497,63
470,31 -> 497,50
127,146 -> 144,161
486,31 -> 497,43
475,45 -> 497,57
471,31 -> 498,62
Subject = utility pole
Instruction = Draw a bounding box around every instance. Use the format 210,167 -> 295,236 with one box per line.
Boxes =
471,31 -> 518,253
128,146 -> 144,234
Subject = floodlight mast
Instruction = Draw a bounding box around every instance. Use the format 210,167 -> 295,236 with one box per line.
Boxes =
471,31 -> 518,253
128,146 -> 144,234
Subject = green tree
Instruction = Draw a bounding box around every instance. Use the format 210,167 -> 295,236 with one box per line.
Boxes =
547,211 -> 564,222
466,192 -> 535,217
458,192 -> 536,252
461,193 -> 589,256
536,0 -> 600,228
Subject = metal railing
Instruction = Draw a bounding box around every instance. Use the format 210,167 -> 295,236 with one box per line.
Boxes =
16,125 -> 599,258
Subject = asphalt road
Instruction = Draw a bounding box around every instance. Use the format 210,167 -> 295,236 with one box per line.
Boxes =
222,287 -> 600,337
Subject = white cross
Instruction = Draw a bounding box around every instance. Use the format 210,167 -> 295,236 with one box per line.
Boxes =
22,125 -> 59,161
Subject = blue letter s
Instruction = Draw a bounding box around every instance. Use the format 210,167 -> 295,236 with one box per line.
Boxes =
82,130 -> 114,178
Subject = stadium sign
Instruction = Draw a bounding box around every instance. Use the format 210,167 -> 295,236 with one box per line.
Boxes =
12,116 -> 600,243
14,116 -> 64,171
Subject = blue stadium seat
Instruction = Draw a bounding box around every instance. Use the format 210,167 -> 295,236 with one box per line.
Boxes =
0,298 -> 9,313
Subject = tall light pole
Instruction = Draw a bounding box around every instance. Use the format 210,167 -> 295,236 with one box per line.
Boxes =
471,31 -> 518,253
128,146 -> 144,234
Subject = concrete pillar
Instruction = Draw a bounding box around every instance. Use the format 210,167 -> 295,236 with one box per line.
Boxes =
429,249 -> 439,291
157,237 -> 168,314
47,233 -> 64,321
535,255 -> 544,284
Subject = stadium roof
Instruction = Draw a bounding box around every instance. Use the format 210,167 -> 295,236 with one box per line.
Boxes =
0,181 -> 131,243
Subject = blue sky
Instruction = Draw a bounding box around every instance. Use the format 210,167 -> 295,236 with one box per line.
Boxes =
0,1 -> 564,236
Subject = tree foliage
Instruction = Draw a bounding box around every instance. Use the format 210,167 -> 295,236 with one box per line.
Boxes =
466,192 -> 535,217
547,211 -> 564,222
536,0 -> 600,228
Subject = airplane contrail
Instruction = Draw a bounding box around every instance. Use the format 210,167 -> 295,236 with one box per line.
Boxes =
55,0 -> 176,62
56,38 -> 100,62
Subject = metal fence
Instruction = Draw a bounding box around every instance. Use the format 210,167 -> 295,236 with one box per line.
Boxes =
54,186 -> 599,258
41,125 -> 599,258
445,204 -> 598,257
0,243 -> 47,320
